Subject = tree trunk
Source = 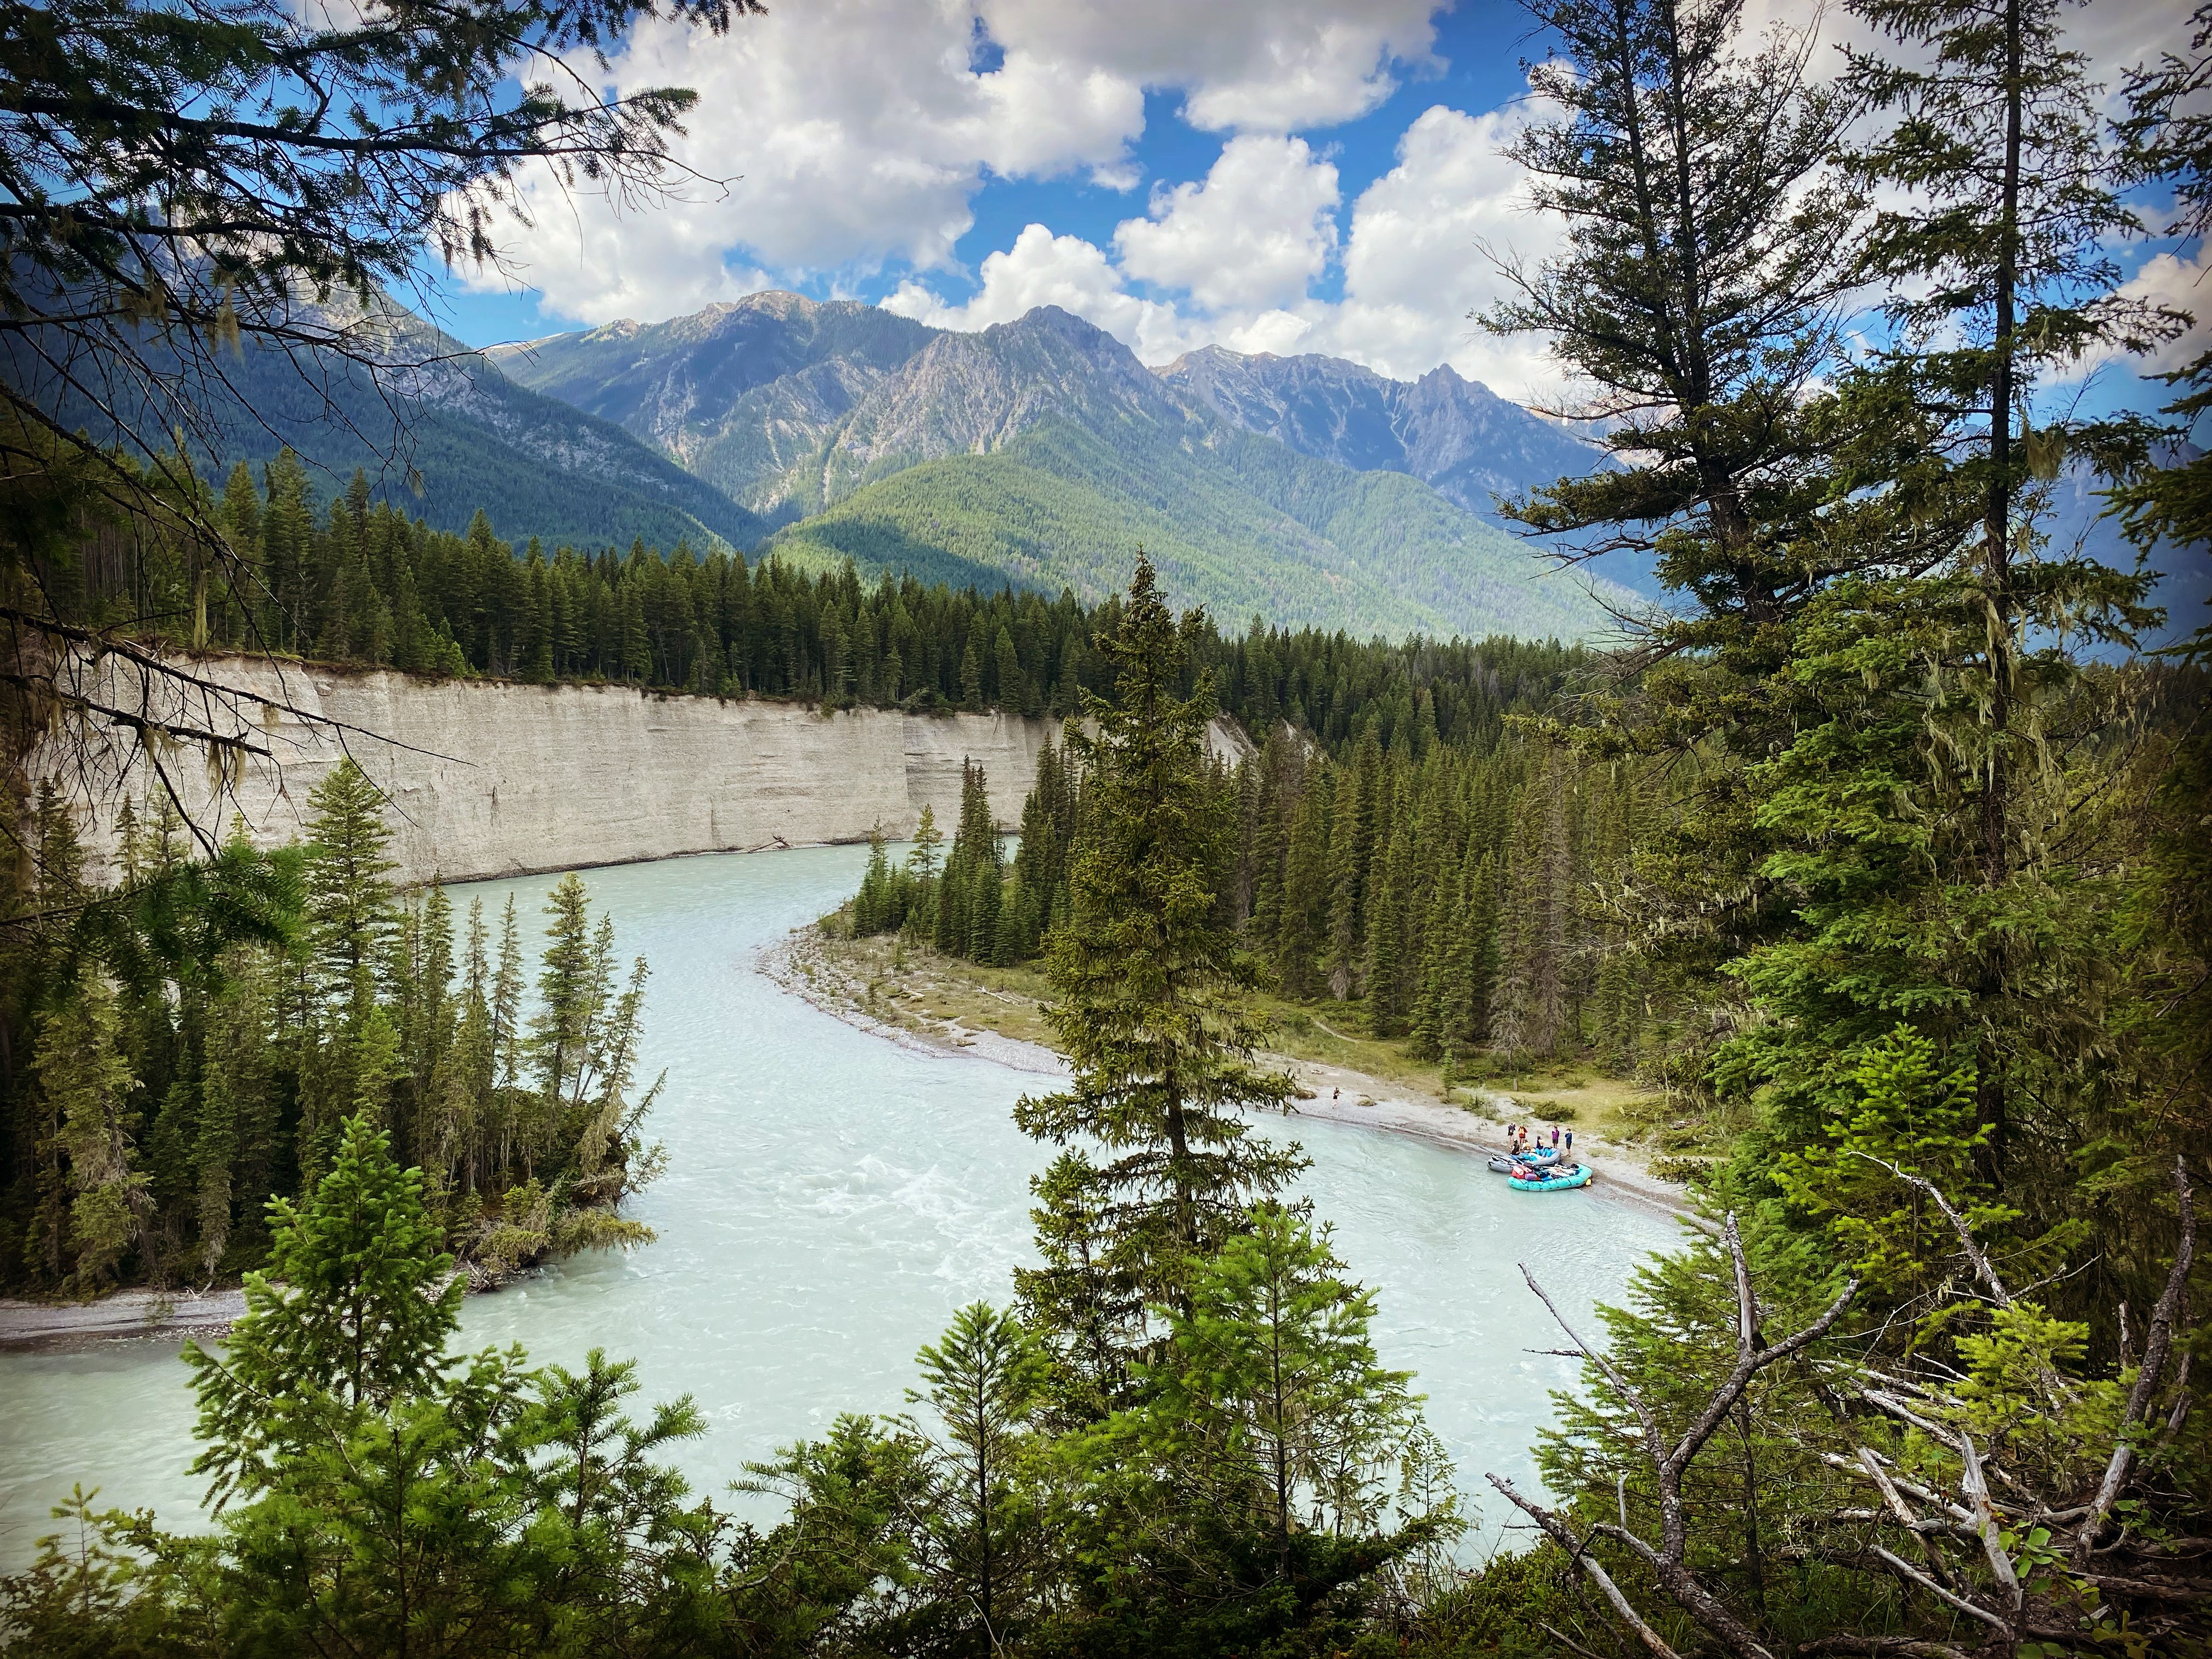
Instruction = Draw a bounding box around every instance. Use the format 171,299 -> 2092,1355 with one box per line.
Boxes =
1976,0 -> 2025,1188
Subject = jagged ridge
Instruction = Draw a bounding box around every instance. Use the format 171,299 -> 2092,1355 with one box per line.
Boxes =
497,295 -> 1632,641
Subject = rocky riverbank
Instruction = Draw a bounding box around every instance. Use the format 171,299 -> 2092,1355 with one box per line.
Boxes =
0,1286 -> 246,1352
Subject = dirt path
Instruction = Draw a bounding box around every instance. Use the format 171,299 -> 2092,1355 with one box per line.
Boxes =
766,930 -> 1695,1224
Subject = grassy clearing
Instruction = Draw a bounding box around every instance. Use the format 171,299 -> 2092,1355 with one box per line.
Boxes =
807,929 -> 1060,1049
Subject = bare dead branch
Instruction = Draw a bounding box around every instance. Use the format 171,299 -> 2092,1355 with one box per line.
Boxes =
1845,1152 -> 2013,1308
1865,1547 -> 2016,1635
1819,1449 -> 1973,1523
1855,1448 -> 1960,1588
1957,1437 -> 2021,1610
1504,1226 -> 1855,1659
1486,1474 -> 1685,1659
2079,1158 -> 2197,1562
1538,1622 -> 1615,1659
1858,1388 -> 1966,1452
1520,1259 -> 1668,1468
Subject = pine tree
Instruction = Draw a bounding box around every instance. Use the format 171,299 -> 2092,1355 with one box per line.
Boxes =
37,977 -> 148,1291
1276,768 -> 1332,999
1453,849 -> 1497,1049
490,896 -> 525,1093
908,803 -> 945,881
397,884 -> 457,1172
449,898 -> 495,1195
185,1110 -> 465,1500
968,861 -> 1002,964
1408,859 -> 1459,1062
960,635 -> 983,711
531,873 -> 601,1117
934,851 -> 968,957
1246,736 -> 1289,947
1013,557 -> 1301,1387
992,625 -> 1022,713
1361,811 -> 1403,1037
521,543 -> 555,683
1050,1204 -> 1446,1647
989,872 -> 1024,967
1323,730 -> 1380,999
194,949 -> 278,1277
302,758 -> 397,1011
910,1302 -> 1044,1646
1837,0 -> 2174,1180
854,827 -> 893,935
1136,1206 -> 1420,1576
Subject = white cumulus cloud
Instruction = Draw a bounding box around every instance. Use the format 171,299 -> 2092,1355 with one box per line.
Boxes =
1307,103 -> 1571,398
1113,136 -> 1340,313
888,102 -> 1572,401
883,223 -> 1207,363
469,0 -> 1458,328
476,0 -> 1144,323
980,0 -> 1444,132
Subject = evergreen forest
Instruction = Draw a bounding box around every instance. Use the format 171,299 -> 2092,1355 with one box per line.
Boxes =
0,761 -> 663,1297
33,436 -> 1594,725
4,0 -> 2211,1654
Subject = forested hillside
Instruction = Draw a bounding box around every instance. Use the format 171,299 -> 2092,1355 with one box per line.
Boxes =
766,414 -> 1621,640
500,296 -> 1633,640
5,302 -> 764,556
47,436 -> 1596,725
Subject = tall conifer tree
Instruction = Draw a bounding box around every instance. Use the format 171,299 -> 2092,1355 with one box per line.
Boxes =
1014,557 -> 1302,1389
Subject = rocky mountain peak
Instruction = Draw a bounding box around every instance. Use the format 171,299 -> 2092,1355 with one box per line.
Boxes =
1154,342 -> 1602,522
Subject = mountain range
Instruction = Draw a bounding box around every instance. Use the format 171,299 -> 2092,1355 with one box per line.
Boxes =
48,283 -> 1630,640
1154,344 -> 1608,524
486,293 -> 1629,640
51,280 -> 2191,647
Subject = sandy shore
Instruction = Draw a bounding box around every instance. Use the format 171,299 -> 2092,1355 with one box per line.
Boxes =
764,932 -> 1696,1226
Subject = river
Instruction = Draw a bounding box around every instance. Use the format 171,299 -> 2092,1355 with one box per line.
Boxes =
0,844 -> 1679,1566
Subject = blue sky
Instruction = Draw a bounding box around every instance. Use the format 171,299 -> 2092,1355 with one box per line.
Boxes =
431,4 -> 1548,335
421,0 -> 2203,420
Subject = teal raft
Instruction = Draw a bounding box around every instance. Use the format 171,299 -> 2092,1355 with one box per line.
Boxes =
1509,1163 -> 1593,1193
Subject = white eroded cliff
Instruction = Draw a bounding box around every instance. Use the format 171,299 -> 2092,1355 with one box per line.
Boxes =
34,654 -> 1253,884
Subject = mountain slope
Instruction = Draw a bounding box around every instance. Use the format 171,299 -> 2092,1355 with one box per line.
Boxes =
13,298 -> 764,552
488,296 -> 934,527
770,411 -> 1624,641
499,293 -> 1629,639
213,338 -> 769,551
1154,345 -> 1612,523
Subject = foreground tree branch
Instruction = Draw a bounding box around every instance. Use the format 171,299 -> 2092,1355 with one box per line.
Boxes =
1488,1215 -> 1857,1659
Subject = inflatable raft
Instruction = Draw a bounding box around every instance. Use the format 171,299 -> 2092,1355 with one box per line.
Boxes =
1508,1163 -> 1592,1193
1487,1146 -> 1561,1171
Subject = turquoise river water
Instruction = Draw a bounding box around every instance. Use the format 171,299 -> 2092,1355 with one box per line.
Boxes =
0,844 -> 1679,1566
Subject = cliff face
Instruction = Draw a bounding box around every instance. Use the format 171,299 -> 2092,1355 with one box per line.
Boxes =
31,657 -> 1081,885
